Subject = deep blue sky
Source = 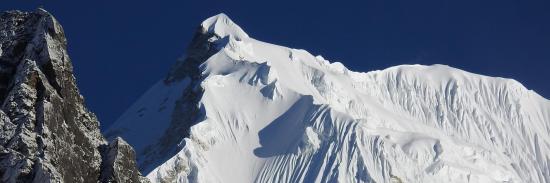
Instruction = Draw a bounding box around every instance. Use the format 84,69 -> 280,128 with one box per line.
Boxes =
3,0 -> 549,130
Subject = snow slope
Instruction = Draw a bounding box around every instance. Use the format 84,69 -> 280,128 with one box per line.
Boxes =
107,13 -> 550,183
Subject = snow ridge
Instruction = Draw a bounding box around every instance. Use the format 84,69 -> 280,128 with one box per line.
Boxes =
200,13 -> 249,40
108,13 -> 550,183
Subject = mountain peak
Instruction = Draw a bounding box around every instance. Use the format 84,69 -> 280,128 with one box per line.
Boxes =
110,12 -> 550,183
200,13 -> 248,40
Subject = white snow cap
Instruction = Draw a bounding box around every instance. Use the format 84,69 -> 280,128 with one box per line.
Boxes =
111,12 -> 550,183
201,13 -> 249,40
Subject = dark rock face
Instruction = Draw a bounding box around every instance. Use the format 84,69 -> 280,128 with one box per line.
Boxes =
0,9 -> 146,183
101,138 -> 149,183
134,27 -> 221,173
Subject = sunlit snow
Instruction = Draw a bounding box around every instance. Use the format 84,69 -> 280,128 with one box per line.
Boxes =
108,13 -> 550,183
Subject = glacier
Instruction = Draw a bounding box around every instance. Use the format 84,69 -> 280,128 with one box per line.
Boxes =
106,13 -> 550,183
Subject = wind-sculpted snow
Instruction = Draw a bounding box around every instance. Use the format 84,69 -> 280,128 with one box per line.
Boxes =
109,13 -> 550,183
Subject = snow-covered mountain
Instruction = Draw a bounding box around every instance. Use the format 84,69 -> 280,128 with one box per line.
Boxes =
107,13 -> 550,183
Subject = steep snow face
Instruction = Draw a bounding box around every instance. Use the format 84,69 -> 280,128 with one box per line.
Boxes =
106,79 -> 191,158
108,13 -> 550,183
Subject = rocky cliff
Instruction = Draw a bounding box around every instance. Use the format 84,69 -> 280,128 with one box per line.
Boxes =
0,9 -> 147,183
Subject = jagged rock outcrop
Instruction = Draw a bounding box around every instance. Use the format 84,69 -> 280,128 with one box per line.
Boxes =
0,9 -> 146,182
137,19 -> 227,173
101,137 -> 150,183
